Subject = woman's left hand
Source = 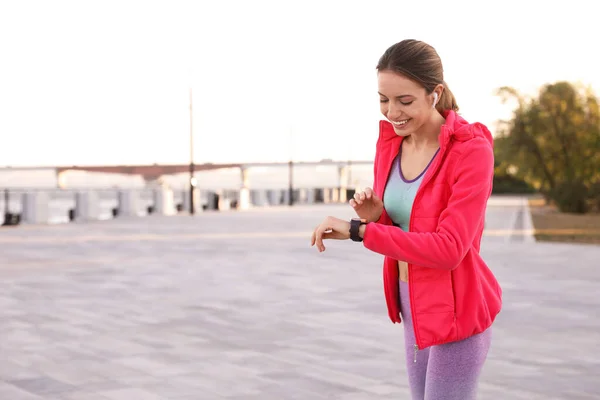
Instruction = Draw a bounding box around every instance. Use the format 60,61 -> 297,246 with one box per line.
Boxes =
310,216 -> 350,252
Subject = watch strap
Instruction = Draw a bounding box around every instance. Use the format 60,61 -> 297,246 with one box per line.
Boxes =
350,218 -> 366,242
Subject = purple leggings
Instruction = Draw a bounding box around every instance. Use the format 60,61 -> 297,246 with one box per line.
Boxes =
399,281 -> 492,400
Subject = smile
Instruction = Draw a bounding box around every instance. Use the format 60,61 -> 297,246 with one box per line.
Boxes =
391,119 -> 410,126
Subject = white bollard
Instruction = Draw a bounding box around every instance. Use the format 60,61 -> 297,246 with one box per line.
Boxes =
266,190 -> 279,206
22,192 -> 49,224
307,188 -> 316,204
252,189 -> 268,207
153,187 -> 176,216
218,195 -> 231,211
338,187 -> 347,203
238,188 -> 251,210
118,190 -> 140,217
295,189 -> 303,203
75,191 -> 101,221
297,189 -> 307,204
249,190 -> 259,207
323,188 -> 331,203
332,188 -> 340,203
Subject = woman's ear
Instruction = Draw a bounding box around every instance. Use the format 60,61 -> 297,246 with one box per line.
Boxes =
431,84 -> 444,108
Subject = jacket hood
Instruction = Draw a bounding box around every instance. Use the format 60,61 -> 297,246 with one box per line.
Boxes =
379,110 -> 493,148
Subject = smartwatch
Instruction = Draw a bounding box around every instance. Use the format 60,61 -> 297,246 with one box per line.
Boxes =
350,218 -> 367,242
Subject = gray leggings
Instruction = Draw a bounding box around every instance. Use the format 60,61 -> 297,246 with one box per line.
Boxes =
399,281 -> 492,400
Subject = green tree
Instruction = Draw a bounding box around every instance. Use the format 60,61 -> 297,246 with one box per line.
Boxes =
495,82 -> 600,213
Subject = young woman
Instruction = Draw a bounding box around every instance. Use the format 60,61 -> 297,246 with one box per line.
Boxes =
310,39 -> 502,400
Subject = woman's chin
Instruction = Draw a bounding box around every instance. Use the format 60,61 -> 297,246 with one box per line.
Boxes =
393,126 -> 413,137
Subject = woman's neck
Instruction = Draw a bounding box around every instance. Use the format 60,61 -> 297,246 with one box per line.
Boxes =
404,111 -> 445,151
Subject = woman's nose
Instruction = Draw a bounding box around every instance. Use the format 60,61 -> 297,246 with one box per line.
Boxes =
385,102 -> 402,120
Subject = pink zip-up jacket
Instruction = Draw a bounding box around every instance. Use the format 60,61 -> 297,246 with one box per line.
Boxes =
362,110 -> 503,350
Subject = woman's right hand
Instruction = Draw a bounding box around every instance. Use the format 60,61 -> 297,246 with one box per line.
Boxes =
349,187 -> 383,223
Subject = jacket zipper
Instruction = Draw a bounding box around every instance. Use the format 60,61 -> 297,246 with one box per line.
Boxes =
407,126 -> 449,357
451,273 -> 458,321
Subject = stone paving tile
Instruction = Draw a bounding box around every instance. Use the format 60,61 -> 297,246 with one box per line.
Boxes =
138,380 -> 210,399
39,364 -> 107,387
95,387 -> 165,400
7,377 -> 77,397
58,393 -> 111,400
0,361 -> 41,382
0,201 -> 598,399
0,382 -> 45,399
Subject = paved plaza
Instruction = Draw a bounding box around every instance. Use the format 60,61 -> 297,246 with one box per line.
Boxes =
0,197 -> 598,399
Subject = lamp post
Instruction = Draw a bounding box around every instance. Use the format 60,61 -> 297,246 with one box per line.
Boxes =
288,160 -> 293,206
347,159 -> 352,196
2,189 -> 8,226
189,87 -> 196,215
288,126 -> 294,206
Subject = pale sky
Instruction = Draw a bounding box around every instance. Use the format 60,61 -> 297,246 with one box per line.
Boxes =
1,0 -> 598,167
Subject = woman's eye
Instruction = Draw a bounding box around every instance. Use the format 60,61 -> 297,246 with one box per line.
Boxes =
380,99 -> 388,103
401,101 -> 414,106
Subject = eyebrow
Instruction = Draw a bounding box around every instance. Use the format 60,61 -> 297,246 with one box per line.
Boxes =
378,92 -> 413,99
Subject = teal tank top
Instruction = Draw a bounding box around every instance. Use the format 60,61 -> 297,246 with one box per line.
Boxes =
383,147 -> 439,231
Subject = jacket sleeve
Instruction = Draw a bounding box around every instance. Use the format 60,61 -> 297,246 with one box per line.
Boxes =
362,138 -> 494,270
372,132 -> 385,224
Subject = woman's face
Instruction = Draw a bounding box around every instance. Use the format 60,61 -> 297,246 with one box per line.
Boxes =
378,70 -> 440,137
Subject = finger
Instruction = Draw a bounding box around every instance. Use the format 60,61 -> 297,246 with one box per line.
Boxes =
359,191 -> 366,201
311,224 -> 322,247
349,199 -> 357,208
318,225 -> 335,251
353,192 -> 362,205
364,187 -> 373,199
315,225 -> 325,252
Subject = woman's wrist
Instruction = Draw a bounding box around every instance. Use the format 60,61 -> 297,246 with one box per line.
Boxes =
359,223 -> 367,239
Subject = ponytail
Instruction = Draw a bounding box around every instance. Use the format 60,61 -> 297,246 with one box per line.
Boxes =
436,81 -> 459,113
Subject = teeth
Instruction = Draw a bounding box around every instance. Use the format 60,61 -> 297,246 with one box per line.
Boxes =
392,119 -> 409,126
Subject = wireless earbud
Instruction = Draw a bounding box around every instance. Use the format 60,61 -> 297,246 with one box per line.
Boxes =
432,92 -> 438,108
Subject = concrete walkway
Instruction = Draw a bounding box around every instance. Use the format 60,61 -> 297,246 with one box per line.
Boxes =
0,197 -> 598,399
